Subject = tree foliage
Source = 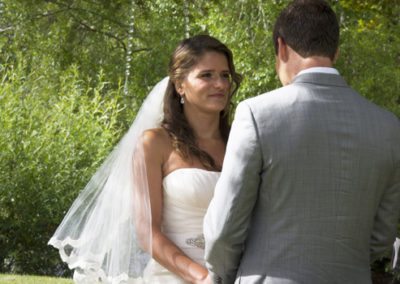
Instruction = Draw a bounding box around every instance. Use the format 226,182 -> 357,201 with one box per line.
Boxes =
0,0 -> 398,278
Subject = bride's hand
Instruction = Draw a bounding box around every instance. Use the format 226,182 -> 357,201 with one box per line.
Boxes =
193,274 -> 212,284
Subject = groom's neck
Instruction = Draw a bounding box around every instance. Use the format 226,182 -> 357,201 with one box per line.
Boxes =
288,53 -> 335,83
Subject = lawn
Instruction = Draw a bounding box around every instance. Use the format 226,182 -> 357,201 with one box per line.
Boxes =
0,274 -> 73,284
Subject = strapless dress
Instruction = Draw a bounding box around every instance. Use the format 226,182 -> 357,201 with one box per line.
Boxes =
140,168 -> 220,284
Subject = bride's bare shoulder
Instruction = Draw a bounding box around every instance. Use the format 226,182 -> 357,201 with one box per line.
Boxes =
141,127 -> 171,150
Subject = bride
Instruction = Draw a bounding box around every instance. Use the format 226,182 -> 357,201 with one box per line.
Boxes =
48,34 -> 242,283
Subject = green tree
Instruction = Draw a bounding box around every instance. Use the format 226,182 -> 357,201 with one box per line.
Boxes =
0,0 -> 398,278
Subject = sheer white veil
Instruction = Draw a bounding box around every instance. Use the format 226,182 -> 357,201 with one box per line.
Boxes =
48,77 -> 170,283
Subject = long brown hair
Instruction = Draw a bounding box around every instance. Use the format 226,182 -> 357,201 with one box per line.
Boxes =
162,34 -> 242,170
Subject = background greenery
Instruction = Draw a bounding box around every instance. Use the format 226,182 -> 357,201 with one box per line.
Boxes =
0,274 -> 72,284
0,0 -> 399,280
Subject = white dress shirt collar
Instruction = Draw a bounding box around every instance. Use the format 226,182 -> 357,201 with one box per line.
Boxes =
297,67 -> 340,76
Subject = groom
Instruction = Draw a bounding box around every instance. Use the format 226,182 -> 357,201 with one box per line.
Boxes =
204,0 -> 400,283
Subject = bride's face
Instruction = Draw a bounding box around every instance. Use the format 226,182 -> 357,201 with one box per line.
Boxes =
177,51 -> 231,114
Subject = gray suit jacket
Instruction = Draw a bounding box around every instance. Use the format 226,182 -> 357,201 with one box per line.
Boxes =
204,72 -> 400,284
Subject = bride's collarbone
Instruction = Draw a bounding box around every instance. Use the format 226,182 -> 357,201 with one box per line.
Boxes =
163,152 -> 204,173
160,134 -> 224,174
162,151 -> 222,176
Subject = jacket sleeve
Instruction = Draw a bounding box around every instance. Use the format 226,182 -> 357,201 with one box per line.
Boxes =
370,160 -> 400,262
370,118 -> 400,263
203,101 -> 263,283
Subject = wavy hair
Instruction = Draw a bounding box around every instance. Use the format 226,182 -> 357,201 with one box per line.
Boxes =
162,34 -> 242,170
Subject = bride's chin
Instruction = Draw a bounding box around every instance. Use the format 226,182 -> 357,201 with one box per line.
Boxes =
207,108 -> 225,115
205,103 -> 227,113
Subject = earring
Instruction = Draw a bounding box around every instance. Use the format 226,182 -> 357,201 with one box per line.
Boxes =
180,96 -> 185,104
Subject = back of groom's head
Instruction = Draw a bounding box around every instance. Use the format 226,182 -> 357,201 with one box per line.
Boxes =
273,0 -> 339,60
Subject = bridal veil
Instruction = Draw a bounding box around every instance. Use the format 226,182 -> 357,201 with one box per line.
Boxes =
49,77 -> 169,283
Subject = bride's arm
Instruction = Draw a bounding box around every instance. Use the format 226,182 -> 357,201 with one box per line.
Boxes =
138,129 -> 209,284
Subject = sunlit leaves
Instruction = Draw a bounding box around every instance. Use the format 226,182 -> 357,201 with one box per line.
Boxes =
0,0 -> 398,277
0,64 -> 125,275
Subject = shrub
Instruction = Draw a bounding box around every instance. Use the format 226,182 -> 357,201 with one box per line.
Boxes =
0,63 -> 130,276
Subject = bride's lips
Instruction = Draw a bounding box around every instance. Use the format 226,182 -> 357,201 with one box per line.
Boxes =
208,93 -> 225,99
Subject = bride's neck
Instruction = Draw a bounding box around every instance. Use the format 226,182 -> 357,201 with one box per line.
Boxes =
184,110 -> 221,140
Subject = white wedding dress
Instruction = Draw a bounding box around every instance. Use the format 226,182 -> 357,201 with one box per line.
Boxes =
139,168 -> 220,284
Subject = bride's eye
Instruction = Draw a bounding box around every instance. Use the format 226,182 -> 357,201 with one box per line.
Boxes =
200,72 -> 213,78
221,73 -> 232,81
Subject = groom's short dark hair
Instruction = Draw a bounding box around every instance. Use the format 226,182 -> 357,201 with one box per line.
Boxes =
273,0 -> 339,60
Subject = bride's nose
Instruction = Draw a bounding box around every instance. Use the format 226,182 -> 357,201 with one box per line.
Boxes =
213,75 -> 229,90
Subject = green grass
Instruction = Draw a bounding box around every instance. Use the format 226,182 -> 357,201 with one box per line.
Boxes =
0,274 -> 73,284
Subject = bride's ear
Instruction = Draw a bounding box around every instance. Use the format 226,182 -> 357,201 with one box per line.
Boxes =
175,81 -> 185,95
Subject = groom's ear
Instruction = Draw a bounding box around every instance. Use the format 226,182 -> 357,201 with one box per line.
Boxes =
332,48 -> 340,64
277,37 -> 288,62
